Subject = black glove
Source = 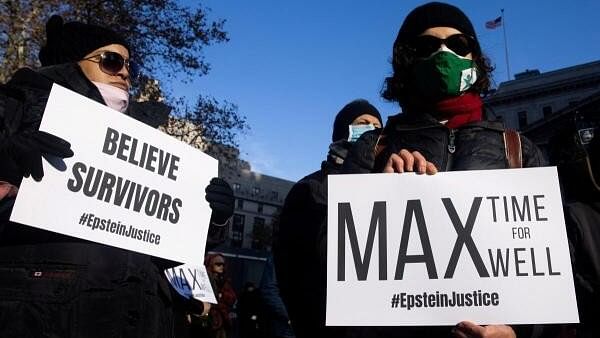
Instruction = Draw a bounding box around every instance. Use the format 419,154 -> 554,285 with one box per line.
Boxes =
205,177 -> 234,225
1,130 -> 74,182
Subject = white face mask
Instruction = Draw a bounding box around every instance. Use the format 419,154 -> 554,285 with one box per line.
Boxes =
92,81 -> 129,113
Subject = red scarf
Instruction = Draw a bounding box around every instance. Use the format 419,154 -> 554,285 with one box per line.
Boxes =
434,92 -> 483,129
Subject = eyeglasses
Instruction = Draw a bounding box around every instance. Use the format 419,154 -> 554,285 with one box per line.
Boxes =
214,262 -> 225,267
409,34 -> 476,58
83,51 -> 130,75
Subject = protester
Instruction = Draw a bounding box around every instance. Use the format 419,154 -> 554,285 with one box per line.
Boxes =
200,253 -> 237,338
275,99 -> 382,338
259,253 -> 295,338
548,122 -> 600,338
0,15 -> 233,337
340,2 -> 545,338
238,282 -> 263,338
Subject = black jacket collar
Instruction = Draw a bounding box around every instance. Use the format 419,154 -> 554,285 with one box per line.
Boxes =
386,112 -> 506,132
7,64 -> 171,128
7,63 -> 106,106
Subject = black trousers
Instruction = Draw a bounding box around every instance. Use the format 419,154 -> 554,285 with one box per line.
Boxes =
0,262 -> 175,338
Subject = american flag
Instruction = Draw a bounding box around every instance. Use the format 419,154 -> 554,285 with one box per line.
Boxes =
485,16 -> 502,29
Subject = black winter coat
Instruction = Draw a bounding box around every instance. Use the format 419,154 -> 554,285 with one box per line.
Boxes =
565,200 -> 600,338
275,141 -> 351,338
0,64 -> 183,338
344,113 -> 545,174
337,113 -> 544,338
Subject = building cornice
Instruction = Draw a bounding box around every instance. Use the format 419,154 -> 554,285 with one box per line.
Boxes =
485,75 -> 600,105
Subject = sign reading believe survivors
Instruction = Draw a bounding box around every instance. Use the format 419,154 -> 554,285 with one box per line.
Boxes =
326,168 -> 578,326
11,84 -> 217,263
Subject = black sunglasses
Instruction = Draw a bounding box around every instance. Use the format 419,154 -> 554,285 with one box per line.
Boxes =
214,262 -> 225,267
409,34 -> 476,58
83,51 -> 130,75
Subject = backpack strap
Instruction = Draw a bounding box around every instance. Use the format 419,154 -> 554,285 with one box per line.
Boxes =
503,129 -> 523,169
374,132 -> 387,158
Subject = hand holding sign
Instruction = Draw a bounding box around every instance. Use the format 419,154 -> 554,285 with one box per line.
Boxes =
383,149 -> 438,175
1,130 -> 73,181
453,321 -> 516,338
205,177 -> 234,225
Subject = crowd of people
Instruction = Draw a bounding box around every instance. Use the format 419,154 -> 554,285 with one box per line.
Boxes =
0,1 -> 598,338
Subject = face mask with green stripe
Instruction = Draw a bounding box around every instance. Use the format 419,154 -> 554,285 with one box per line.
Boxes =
412,50 -> 478,100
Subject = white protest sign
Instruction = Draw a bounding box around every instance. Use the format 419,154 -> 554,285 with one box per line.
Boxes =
165,264 -> 217,304
327,168 -> 578,326
11,84 -> 217,263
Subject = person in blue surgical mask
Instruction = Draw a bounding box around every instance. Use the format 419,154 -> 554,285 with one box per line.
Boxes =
274,99 -> 382,338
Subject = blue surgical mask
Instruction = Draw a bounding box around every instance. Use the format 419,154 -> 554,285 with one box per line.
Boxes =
348,124 -> 376,142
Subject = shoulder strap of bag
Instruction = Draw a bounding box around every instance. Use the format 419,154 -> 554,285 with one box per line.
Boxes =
374,132 -> 387,158
503,129 -> 523,169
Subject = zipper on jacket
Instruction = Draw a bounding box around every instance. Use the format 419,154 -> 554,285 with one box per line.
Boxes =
448,129 -> 456,154
445,129 -> 456,171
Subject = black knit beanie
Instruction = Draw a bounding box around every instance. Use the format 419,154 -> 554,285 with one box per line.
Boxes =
394,2 -> 478,47
39,15 -> 130,66
332,99 -> 382,142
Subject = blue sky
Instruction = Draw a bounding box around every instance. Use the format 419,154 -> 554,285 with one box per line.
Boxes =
176,0 -> 600,182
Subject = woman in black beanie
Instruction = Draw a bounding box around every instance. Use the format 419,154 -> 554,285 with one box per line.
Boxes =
0,15 -> 233,337
341,2 -> 544,338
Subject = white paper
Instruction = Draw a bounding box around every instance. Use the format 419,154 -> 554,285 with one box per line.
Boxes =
11,84 -> 217,263
327,167 -> 578,326
165,264 -> 217,304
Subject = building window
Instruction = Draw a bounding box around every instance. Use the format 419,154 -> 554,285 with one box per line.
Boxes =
517,111 -> 528,130
258,203 -> 264,214
254,217 -> 265,227
543,106 -> 552,117
252,187 -> 261,195
252,217 -> 267,250
270,190 -> 279,200
233,183 -> 241,191
232,214 -> 245,247
237,199 -> 244,209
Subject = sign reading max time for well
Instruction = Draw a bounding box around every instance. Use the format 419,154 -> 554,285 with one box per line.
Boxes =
327,168 -> 578,326
11,84 -> 217,264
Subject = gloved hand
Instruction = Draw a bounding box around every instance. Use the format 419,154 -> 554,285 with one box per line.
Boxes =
205,177 -> 234,226
1,130 -> 74,182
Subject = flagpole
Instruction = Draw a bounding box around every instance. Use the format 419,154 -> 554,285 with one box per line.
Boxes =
501,8 -> 511,80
